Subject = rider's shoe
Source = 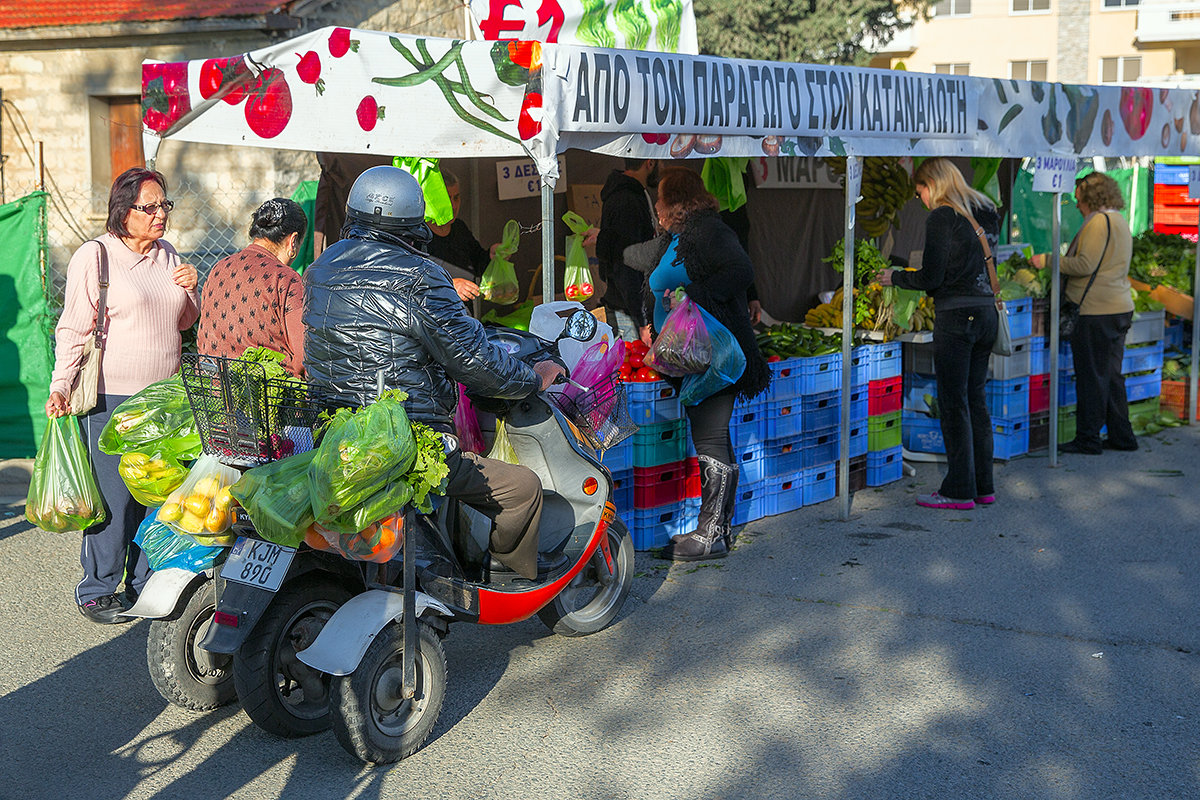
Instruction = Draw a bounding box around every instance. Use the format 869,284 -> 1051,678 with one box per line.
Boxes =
486,551 -> 570,582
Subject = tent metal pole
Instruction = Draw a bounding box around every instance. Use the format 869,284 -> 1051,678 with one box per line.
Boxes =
542,181 -> 554,301
1191,211 -> 1199,424
839,155 -> 861,521
1048,191 -> 1062,466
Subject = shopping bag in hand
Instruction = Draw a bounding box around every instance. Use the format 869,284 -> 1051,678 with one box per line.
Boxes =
26,415 -> 106,532
480,220 -> 521,305
561,211 -> 594,302
454,383 -> 486,454
679,306 -> 746,406
645,292 -> 713,377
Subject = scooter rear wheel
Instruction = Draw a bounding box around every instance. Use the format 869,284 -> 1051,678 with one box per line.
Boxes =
146,577 -> 236,711
232,577 -> 351,738
329,620 -> 447,765
537,518 -> 634,637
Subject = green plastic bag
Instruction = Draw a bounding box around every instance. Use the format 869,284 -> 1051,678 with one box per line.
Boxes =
117,448 -> 190,507
480,220 -> 521,305
231,450 -> 318,548
98,374 -> 201,459
26,416 -> 106,532
486,419 -> 520,465
394,156 -> 453,226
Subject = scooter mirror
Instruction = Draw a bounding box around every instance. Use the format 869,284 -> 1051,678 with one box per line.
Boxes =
562,309 -> 598,342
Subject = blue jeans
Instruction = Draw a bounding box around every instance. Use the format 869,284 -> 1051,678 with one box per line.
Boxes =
933,305 -> 997,500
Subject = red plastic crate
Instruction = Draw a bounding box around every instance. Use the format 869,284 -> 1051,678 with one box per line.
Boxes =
684,456 -> 700,499
1154,204 -> 1198,227
1028,373 -> 1050,415
1154,184 -> 1200,206
633,460 -> 687,509
867,375 -> 902,416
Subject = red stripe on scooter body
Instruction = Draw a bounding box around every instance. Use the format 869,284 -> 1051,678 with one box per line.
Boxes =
475,516 -> 609,625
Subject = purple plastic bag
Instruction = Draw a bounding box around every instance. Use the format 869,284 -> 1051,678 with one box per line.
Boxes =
562,339 -> 624,424
645,296 -> 712,377
454,383 -> 485,454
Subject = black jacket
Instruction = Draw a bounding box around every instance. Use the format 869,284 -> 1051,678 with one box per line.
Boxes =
596,170 -> 655,329
303,225 -> 540,432
893,204 -> 1000,309
668,209 -> 770,402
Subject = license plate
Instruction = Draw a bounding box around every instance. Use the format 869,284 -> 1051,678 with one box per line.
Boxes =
220,537 -> 296,592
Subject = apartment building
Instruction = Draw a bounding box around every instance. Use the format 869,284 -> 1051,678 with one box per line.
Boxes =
869,0 -> 1200,86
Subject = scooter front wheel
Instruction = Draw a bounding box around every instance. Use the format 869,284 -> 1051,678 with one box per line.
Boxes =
537,518 -> 634,637
146,577 -> 236,711
329,620 -> 447,765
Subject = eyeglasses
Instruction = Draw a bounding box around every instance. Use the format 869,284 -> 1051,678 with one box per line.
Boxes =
131,200 -> 174,215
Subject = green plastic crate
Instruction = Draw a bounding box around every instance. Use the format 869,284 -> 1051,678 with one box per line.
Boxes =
867,410 -> 901,451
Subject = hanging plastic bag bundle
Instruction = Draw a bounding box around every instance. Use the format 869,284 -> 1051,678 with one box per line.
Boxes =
229,450 -> 318,548
155,454 -> 243,546
479,220 -> 521,305
454,383 -> 486,454
133,513 -> 224,573
26,416 -> 106,532
645,291 -> 713,376
679,305 -> 747,406
98,373 -> 202,459
561,211 -> 595,302
394,156 -> 453,226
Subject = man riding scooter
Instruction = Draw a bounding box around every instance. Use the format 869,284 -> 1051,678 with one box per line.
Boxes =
302,166 -> 567,581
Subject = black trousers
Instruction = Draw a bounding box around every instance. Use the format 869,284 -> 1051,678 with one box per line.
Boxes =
1070,312 -> 1136,449
77,394 -> 151,604
933,305 -> 997,501
684,388 -> 736,464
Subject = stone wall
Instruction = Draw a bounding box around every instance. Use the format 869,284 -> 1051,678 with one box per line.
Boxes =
1055,0 -> 1092,84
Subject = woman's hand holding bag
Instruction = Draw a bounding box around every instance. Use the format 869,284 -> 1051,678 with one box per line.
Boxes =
645,291 -> 713,377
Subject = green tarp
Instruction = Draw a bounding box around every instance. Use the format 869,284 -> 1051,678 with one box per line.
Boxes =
1009,165 -> 1153,253
0,191 -> 52,457
289,180 -> 318,274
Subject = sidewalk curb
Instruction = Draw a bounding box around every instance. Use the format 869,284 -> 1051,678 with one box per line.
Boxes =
0,459 -> 34,497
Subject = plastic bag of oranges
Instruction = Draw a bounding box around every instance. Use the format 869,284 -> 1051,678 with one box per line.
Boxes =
303,514 -> 403,563
156,455 -> 242,546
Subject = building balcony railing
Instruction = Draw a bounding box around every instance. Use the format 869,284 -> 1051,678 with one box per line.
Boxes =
862,22 -> 919,55
1136,0 -> 1200,45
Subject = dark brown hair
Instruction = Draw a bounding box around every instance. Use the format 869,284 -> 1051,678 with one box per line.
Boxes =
106,167 -> 168,236
1075,171 -> 1125,211
249,198 -> 308,243
656,167 -> 718,230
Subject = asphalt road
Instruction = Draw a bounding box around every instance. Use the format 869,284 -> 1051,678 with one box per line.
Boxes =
1,429 -> 1198,800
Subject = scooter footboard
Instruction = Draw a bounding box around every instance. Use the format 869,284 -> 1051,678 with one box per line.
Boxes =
295,589 -> 453,676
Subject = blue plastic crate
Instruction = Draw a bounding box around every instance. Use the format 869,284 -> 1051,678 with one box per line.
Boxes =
625,380 -> 682,425
764,469 -> 804,516
868,342 -> 902,381
1058,342 -> 1075,372
992,415 -> 1029,460
768,357 -> 803,401
632,419 -> 687,468
798,353 -> 842,395
803,464 -> 836,506
1125,368 -> 1162,401
851,346 -> 871,387
850,385 -> 869,422
1029,336 -> 1048,376
1165,317 -> 1185,349
985,377 -> 1029,420
682,496 -> 700,527
1156,163 -> 1190,184
800,426 -> 839,468
630,501 -> 689,550
765,398 -> 803,440
762,436 -> 804,478
733,440 -> 768,483
1059,370 -> 1077,406
866,446 -> 904,486
902,412 -> 945,454
1122,341 -> 1164,375
849,420 -> 868,457
601,436 -> 633,474
903,373 -> 938,415
1003,297 -> 1033,341
730,400 -> 768,448
731,480 -> 768,526
799,390 -> 841,432
610,468 -> 634,516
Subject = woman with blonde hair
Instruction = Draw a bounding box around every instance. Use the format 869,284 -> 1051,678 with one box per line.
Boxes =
880,157 -> 999,510
1032,172 -> 1137,454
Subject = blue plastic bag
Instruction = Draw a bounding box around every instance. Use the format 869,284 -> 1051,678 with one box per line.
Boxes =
134,510 -> 224,573
679,306 -> 745,406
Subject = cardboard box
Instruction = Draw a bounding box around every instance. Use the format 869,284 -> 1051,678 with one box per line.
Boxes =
568,184 -> 603,227
1150,283 -> 1195,320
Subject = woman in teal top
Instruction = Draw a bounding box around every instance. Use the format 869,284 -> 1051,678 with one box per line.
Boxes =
648,237 -> 684,331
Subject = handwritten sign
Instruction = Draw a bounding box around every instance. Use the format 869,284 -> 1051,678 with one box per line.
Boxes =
1032,154 -> 1077,193
495,155 -> 567,200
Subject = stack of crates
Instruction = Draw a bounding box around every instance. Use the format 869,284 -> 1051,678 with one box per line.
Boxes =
1152,162 -> 1199,236
865,342 -> 903,485
624,379 -> 689,550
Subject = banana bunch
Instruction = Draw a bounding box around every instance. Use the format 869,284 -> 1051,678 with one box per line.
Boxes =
826,156 -> 915,240
908,295 -> 936,332
805,299 -> 844,329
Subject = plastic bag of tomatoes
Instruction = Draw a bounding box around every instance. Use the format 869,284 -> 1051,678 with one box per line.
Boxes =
303,514 -> 403,563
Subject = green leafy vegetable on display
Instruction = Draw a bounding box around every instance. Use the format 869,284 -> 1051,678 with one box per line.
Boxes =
756,324 -> 848,359
1130,230 -> 1195,295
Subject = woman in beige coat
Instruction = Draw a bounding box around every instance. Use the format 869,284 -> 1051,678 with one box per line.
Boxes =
1034,172 -> 1137,454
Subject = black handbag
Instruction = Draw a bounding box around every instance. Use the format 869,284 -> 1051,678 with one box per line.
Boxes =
1060,213 -> 1111,339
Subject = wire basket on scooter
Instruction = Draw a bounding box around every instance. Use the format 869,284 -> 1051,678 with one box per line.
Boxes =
549,374 -> 637,451
180,353 -> 334,467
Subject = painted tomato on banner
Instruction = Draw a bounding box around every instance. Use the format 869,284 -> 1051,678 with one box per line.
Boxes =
1119,87 -> 1154,141
244,68 -> 293,139
357,96 -> 385,131
142,62 -> 191,133
296,51 -> 326,95
199,56 -> 252,105
329,27 -> 360,58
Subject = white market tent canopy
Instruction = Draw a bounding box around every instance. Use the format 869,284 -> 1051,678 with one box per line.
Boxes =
143,26 -> 1200,513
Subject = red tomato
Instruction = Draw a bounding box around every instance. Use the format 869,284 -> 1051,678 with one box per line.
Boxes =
141,62 -> 192,133
199,57 -> 250,104
766,355 -> 782,362
628,339 -> 649,355
244,68 -> 292,138
634,367 -> 660,381
357,95 -> 384,131
627,353 -> 644,370
618,365 -> 633,382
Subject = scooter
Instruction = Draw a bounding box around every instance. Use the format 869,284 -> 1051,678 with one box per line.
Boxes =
199,309 -> 637,762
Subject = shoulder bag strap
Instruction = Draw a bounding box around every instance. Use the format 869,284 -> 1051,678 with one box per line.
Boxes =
961,209 -> 1000,298
92,239 -> 109,350
1075,212 -> 1112,307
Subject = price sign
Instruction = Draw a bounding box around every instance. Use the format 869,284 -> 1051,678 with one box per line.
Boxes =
495,155 -> 567,200
1032,155 -> 1077,193
845,156 -> 863,230
1188,165 -> 1200,200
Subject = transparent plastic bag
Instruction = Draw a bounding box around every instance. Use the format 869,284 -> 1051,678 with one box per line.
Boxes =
480,220 -> 521,305
562,211 -> 595,302
454,383 -> 485,454
230,450 -> 317,548
134,512 -> 224,573
156,454 -> 242,546
645,293 -> 713,377
303,514 -> 403,563
486,418 -> 520,464
98,373 -> 201,458
25,415 -> 106,532
679,306 -> 746,406
118,449 -> 190,507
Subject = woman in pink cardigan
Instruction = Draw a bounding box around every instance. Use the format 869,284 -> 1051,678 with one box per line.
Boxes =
45,167 -> 199,624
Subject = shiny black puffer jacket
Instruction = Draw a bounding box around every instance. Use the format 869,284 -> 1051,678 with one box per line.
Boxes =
303,225 -> 540,432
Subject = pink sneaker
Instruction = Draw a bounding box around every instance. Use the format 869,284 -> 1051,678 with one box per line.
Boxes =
975,495 -> 996,505
916,492 -> 975,510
